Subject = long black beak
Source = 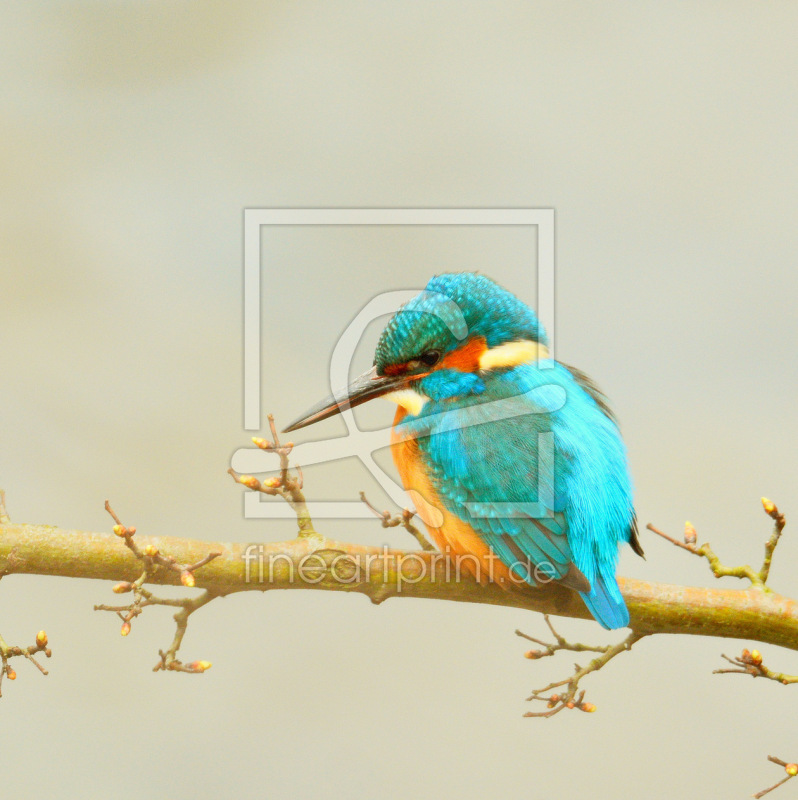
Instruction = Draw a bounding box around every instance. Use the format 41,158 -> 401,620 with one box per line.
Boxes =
283,366 -> 407,433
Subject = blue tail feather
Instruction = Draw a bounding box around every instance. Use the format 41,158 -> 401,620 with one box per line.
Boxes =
579,573 -> 629,630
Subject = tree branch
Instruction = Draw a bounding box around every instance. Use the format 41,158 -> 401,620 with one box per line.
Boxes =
2,521 -> 798,651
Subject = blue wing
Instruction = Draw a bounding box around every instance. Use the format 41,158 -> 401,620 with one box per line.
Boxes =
399,360 -> 635,629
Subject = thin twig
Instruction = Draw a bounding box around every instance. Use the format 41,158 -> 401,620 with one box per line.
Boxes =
647,498 -> 787,590
94,503 -> 220,671
0,489 -> 10,525
359,491 -> 435,551
152,589 -> 218,673
229,414 -> 317,537
649,504 -> 797,688
713,650 -> 798,685
517,615 -> 647,717
754,756 -> 798,798
760,499 -> 787,586
648,503 -> 797,687
0,629 -> 51,697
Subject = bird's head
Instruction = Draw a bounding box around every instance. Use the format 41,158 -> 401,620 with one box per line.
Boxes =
284,272 -> 549,432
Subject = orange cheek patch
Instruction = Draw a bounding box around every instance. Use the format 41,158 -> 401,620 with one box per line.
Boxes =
439,337 -> 487,372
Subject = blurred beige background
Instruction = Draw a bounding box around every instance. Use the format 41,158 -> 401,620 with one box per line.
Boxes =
2,3 -> 798,798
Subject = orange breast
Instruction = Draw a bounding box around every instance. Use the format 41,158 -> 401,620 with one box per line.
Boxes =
390,407 -> 515,587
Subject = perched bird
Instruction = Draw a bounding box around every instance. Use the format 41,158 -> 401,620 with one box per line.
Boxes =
285,273 -> 642,629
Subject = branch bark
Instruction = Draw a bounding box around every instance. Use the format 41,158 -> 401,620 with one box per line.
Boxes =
3,521 -> 798,651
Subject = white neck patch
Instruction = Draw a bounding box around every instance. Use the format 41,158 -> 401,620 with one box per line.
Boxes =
384,388 -> 429,415
478,340 -> 550,371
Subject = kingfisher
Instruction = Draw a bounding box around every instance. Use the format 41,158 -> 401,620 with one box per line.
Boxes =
284,273 -> 642,629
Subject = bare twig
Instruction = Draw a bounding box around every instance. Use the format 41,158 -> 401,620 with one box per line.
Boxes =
228,414 -> 316,537
646,497 -> 787,590
0,490 -> 50,696
714,649 -> 798,685
152,588 -> 217,673
754,756 -> 798,798
0,629 -> 51,697
517,614 -> 613,660
648,499 -> 796,783
0,489 -> 10,525
648,501 -> 797,685
517,615 -> 647,717
760,498 -> 787,586
359,491 -> 435,551
94,503 -> 220,672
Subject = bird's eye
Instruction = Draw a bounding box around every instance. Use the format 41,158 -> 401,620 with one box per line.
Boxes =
419,349 -> 441,367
